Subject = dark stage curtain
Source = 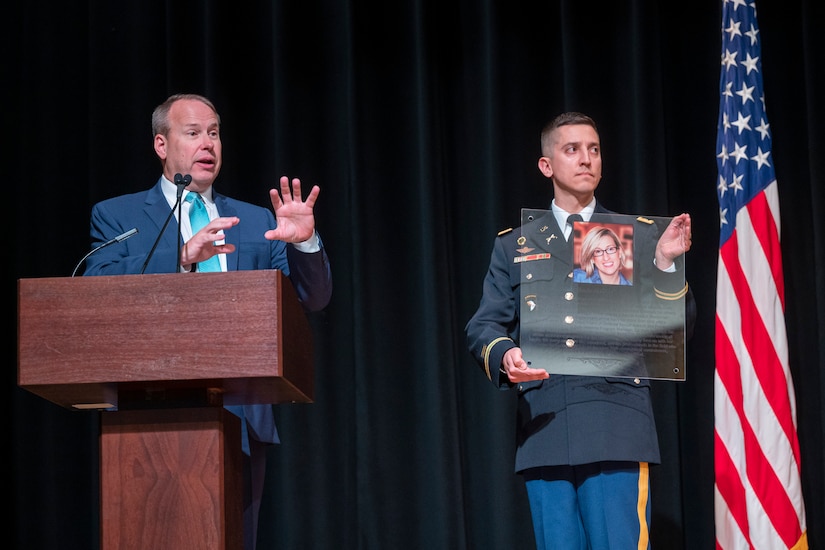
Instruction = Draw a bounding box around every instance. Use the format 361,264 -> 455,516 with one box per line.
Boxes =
9,1 -> 824,549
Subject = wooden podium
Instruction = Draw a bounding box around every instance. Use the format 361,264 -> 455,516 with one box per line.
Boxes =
17,270 -> 314,550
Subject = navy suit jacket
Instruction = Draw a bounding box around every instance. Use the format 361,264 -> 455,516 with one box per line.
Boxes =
465,203 -> 695,473
84,178 -> 333,453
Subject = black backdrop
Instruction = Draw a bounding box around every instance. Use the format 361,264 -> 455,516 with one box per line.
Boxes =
8,1 -> 825,549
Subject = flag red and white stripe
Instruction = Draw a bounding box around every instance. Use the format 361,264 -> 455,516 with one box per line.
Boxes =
714,1 -> 807,548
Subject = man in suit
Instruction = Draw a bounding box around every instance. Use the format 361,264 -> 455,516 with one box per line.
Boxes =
465,112 -> 694,549
84,93 -> 333,550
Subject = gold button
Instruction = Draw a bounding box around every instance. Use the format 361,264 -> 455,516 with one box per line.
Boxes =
565,292 -> 574,301
564,315 -> 574,324
526,273 -> 533,280
566,339 -> 575,348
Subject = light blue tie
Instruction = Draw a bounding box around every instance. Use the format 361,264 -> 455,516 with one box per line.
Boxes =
185,192 -> 222,272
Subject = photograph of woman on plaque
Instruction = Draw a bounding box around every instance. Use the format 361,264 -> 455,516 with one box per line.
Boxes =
572,223 -> 633,285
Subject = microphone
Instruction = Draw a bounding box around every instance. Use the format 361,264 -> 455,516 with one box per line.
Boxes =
139,174 -> 191,274
72,227 -> 138,277
173,173 -> 191,271
174,173 -> 192,197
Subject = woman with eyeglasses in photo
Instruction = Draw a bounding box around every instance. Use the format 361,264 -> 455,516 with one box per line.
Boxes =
573,225 -> 631,285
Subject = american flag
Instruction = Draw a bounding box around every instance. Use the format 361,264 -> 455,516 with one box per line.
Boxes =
714,0 -> 807,548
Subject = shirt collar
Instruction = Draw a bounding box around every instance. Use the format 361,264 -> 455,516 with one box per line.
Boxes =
551,197 -> 596,229
160,175 -> 214,207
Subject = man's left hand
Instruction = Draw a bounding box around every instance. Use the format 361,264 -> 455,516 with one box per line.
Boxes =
264,176 -> 319,243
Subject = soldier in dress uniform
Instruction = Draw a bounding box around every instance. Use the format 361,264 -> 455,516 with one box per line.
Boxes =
465,112 -> 695,550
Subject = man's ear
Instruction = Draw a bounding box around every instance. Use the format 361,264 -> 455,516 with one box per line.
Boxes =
154,134 -> 167,159
537,156 -> 553,179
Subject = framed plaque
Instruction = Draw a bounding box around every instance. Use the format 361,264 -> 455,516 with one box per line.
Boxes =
519,210 -> 687,380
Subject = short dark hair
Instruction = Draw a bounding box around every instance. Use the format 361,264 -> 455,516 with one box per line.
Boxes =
540,112 -> 598,155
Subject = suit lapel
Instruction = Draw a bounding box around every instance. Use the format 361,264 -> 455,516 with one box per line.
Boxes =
143,181 -> 181,250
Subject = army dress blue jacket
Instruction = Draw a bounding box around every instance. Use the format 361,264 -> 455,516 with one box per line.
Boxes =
465,204 -> 695,473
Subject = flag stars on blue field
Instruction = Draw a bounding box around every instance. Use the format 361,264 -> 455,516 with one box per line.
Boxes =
721,49 -> 738,69
716,0 -> 775,237
735,84 -> 755,104
725,18 -> 742,39
731,112 -> 752,134
742,53 -> 759,74
730,143 -> 748,164
751,148 -> 771,169
745,25 -> 759,45
755,119 -> 770,139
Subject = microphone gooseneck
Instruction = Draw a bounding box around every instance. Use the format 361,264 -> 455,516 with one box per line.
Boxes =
172,173 -> 192,271
140,174 -> 192,274
71,227 -> 139,277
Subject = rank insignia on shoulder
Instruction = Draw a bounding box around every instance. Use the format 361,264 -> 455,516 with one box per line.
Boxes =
498,227 -> 514,236
636,216 -> 654,224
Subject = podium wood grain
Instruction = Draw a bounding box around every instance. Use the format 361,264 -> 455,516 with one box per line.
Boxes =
17,269 -> 314,408
100,408 -> 242,550
17,270 -> 314,549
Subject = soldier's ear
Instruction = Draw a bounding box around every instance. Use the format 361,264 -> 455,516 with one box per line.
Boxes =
537,157 -> 553,179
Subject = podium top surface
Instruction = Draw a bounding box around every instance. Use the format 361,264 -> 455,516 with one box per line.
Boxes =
17,270 -> 314,409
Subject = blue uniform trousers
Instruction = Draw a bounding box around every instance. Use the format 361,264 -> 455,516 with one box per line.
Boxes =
524,461 -> 651,550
